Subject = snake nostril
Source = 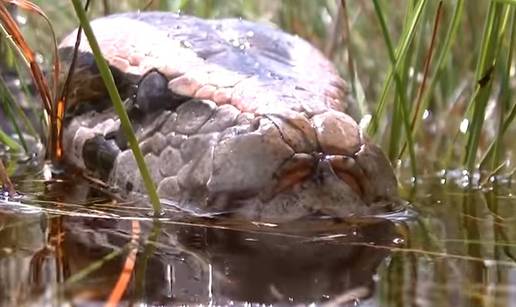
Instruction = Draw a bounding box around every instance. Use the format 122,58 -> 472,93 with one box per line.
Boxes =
313,158 -> 333,185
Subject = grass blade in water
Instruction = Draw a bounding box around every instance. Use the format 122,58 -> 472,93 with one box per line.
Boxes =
70,0 -> 161,215
464,3 -> 511,171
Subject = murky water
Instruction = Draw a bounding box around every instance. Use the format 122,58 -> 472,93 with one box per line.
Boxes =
1,153 -> 516,306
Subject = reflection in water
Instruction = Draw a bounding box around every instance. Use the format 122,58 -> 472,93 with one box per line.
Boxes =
4,171 -> 516,306
0,211 -> 399,305
0,162 -> 403,305
379,174 -> 516,307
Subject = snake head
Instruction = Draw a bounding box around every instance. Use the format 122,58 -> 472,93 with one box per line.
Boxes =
58,12 -> 399,222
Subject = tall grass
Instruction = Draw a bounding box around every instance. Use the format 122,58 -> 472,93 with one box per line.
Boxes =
1,0 -> 515,187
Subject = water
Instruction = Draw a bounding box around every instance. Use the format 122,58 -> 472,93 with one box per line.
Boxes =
1,153 -> 516,306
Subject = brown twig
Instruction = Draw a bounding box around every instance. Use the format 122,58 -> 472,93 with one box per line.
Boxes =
0,158 -> 15,196
0,0 -> 62,163
102,0 -> 110,15
54,0 -> 90,162
0,2 -> 52,114
399,1 -> 443,158
105,220 -> 141,307
3,0 -> 60,103
142,0 -> 155,11
410,1 -> 444,131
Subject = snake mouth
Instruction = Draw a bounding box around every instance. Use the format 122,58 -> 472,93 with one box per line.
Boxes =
262,153 -> 365,201
210,148 -> 397,221
258,138 -> 398,212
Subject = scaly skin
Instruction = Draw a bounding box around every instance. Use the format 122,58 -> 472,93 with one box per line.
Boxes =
59,12 -> 398,221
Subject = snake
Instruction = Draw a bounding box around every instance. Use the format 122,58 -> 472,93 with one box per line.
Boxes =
58,12 -> 398,221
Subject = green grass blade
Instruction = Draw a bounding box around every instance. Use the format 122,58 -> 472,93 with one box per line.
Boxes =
134,220 -> 162,298
0,128 -> 21,151
370,0 -> 421,179
0,72 -> 40,138
464,2 -> 511,171
494,0 -> 516,4
0,76 -> 28,152
367,0 -> 428,137
409,0 -> 465,143
70,0 -> 161,215
386,1 -> 412,162
0,22 -> 40,150
480,7 -> 516,170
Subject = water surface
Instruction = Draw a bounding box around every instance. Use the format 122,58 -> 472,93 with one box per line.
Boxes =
1,155 -> 516,306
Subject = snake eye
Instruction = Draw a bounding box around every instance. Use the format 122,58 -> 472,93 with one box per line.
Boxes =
135,70 -> 189,113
